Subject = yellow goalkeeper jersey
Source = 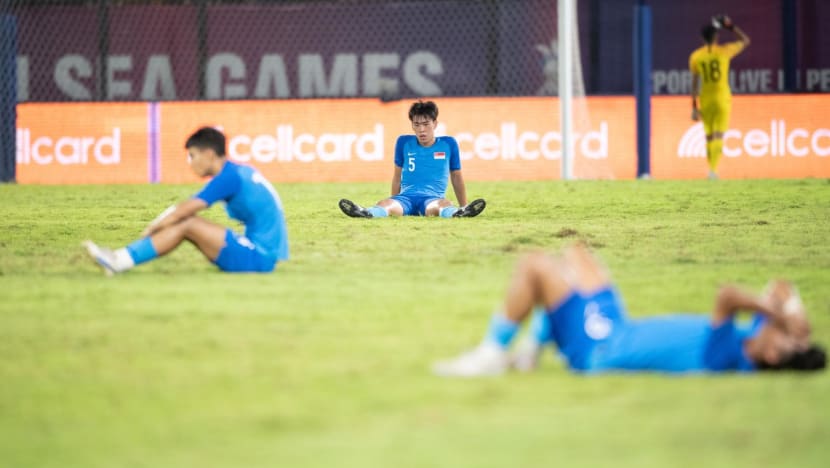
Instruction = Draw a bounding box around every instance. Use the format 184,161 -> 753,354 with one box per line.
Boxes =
689,42 -> 745,100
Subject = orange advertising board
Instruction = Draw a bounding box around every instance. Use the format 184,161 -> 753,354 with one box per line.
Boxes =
15,95 -> 830,184
652,95 -> 830,179
16,103 -> 149,184
158,97 -> 637,184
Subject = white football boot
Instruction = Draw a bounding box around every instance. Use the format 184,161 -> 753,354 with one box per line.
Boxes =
433,342 -> 509,377
82,240 -> 119,276
510,339 -> 544,373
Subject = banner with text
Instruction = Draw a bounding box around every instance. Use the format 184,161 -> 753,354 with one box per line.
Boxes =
16,103 -> 149,184
13,0 -> 830,101
652,95 -> 830,179
15,95 -> 830,184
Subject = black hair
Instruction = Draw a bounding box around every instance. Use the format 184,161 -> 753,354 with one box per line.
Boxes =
701,24 -> 718,44
185,127 -> 226,157
757,344 -> 827,372
408,100 -> 438,122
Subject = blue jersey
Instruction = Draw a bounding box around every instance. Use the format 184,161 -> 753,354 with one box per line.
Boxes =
546,288 -> 761,373
195,161 -> 289,262
394,135 -> 461,198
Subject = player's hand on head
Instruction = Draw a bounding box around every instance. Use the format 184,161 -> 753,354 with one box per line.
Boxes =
717,14 -> 734,30
782,313 -> 811,340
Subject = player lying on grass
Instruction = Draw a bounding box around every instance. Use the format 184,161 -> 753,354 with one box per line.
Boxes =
84,127 -> 289,275
339,100 -> 486,219
434,243 -> 825,376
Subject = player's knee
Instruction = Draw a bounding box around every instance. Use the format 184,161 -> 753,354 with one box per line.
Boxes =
425,199 -> 451,216
517,251 -> 552,278
178,216 -> 203,237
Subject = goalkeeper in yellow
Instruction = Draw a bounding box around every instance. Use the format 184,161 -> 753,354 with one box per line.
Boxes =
689,15 -> 751,179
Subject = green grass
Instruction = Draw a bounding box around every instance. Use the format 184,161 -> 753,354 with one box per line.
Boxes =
1,179 -> 829,468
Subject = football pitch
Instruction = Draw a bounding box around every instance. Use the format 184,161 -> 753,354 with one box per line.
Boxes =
1,179 -> 829,468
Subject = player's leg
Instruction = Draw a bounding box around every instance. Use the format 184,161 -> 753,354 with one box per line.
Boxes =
153,218 -> 276,273
433,251 -> 576,377
151,216 -> 226,260
424,198 -> 487,218
701,102 -> 718,178
338,197 -> 406,218
370,197 -> 406,217
561,243 -> 613,293
339,199 -> 371,218
702,98 -> 729,179
423,198 -> 454,217
708,102 -> 730,178
83,215 -> 226,275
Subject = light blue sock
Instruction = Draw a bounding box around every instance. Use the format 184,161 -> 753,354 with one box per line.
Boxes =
367,206 -> 388,217
485,313 -> 520,349
440,206 -> 458,218
125,237 -> 158,265
529,307 -> 554,345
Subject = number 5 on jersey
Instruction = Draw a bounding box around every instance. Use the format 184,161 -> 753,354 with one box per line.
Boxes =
408,157 -> 415,171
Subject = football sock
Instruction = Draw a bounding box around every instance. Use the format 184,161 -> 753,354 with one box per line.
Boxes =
367,206 -> 388,217
485,313 -> 520,349
125,237 -> 158,266
105,248 -> 136,272
707,138 -> 723,172
440,206 -> 458,218
528,307 -> 554,345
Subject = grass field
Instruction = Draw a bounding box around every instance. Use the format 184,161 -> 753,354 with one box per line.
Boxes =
1,179 -> 829,468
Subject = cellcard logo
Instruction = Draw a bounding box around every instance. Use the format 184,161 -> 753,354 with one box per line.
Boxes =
16,128 -> 122,165
228,124 -> 384,163
678,121 -> 830,158
447,122 -> 609,161
677,123 -> 707,158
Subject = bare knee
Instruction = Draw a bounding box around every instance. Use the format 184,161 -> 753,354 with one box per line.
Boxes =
563,244 -> 611,292
425,199 -> 453,216
377,199 -> 403,216
516,251 -> 551,275
177,216 -> 203,239
516,251 -> 572,303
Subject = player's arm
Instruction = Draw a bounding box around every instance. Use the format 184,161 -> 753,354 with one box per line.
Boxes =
447,137 -> 466,206
141,198 -> 207,237
391,165 -> 402,196
689,53 -> 700,121
690,73 -> 700,121
142,164 -> 237,237
721,16 -> 750,56
712,285 -> 808,337
732,25 -> 750,48
391,136 -> 404,196
449,170 -> 467,207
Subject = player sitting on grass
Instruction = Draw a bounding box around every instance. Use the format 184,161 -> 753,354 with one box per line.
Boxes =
434,243 -> 825,377
339,100 -> 486,219
83,127 -> 289,275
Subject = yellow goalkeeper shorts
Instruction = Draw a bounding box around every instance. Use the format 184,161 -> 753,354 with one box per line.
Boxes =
700,95 -> 732,135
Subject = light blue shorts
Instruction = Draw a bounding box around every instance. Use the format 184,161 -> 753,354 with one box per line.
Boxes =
214,229 -> 277,273
390,193 -> 443,216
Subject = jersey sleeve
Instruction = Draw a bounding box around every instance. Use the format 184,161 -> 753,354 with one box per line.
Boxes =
689,51 -> 698,75
394,136 -> 406,168
447,137 -> 462,171
703,317 -> 756,372
194,164 -> 241,206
